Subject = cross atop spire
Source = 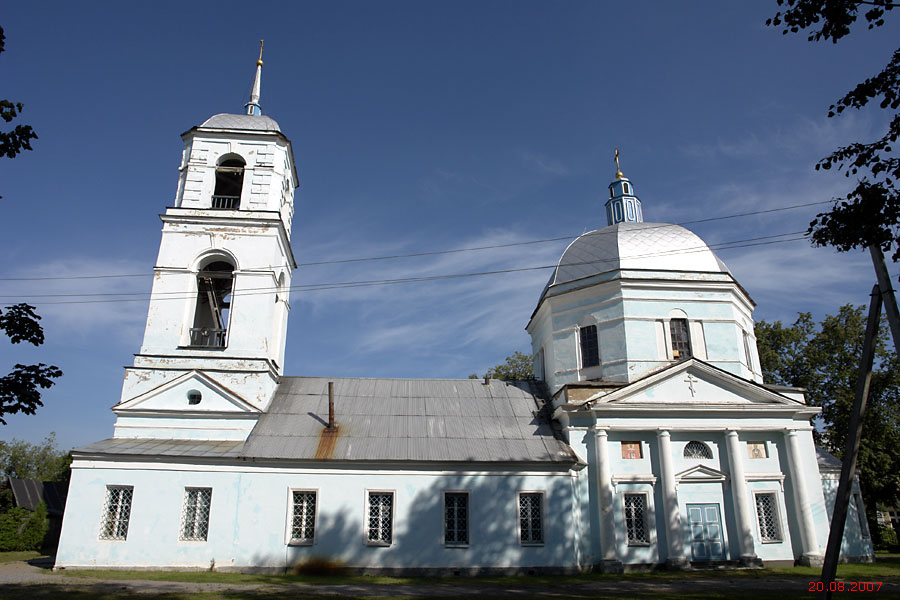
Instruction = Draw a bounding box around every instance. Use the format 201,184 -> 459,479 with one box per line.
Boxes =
245,40 -> 264,116
614,148 -> 624,179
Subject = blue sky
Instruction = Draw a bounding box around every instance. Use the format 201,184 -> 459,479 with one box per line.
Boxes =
2,1 -> 898,451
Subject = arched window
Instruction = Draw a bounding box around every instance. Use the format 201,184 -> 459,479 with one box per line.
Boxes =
212,157 -> 245,209
190,260 -> 234,347
579,324 -> 600,368
670,318 -> 692,359
684,441 -> 712,459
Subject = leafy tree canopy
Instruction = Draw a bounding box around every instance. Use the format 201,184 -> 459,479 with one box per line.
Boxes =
469,350 -> 534,380
756,304 -> 900,513
0,433 -> 71,482
767,1 -> 900,266
0,304 -> 63,425
0,26 -> 38,164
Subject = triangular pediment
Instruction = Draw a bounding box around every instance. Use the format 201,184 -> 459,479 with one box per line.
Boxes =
676,464 -> 728,483
114,370 -> 259,414
587,359 -> 797,407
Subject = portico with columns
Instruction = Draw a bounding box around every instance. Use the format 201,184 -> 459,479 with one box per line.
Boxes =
528,157 -> 849,569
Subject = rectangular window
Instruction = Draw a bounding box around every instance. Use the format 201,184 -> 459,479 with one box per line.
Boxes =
99,485 -> 133,540
180,487 -> 212,541
624,493 -> 649,545
580,324 -> 600,368
518,492 -> 544,545
747,442 -> 768,459
367,491 -> 394,545
854,494 -> 870,539
444,492 -> 469,546
290,490 -> 317,545
621,441 -> 643,459
755,492 -> 783,542
670,318 -> 692,359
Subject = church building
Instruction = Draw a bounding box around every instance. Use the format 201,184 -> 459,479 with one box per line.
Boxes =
55,56 -> 873,573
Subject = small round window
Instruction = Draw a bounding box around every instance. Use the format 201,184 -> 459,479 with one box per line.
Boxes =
187,390 -> 202,405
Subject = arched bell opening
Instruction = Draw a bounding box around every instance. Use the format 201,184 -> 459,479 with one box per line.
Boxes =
189,260 -> 234,348
211,156 -> 245,209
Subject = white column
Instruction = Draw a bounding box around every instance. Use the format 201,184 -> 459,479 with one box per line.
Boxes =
725,430 -> 760,565
593,428 -> 622,572
657,430 -> 687,567
784,429 -> 823,566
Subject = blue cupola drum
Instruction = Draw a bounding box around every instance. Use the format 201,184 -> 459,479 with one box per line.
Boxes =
604,149 -> 643,226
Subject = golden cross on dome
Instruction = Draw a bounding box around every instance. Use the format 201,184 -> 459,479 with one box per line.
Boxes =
614,148 -> 624,179
257,40 -> 264,66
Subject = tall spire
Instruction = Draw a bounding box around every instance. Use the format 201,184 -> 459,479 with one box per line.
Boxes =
245,40 -> 264,116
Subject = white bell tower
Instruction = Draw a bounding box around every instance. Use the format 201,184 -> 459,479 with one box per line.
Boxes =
112,44 -> 299,440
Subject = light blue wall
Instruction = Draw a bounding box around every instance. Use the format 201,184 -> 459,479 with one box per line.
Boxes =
57,462 -> 582,571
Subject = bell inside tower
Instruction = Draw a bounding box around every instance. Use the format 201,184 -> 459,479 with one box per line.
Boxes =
190,261 -> 234,348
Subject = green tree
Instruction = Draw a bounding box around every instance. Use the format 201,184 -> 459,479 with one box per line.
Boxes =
0,433 -> 72,483
756,305 -> 900,523
0,27 -> 60,422
0,26 -> 38,165
469,351 -> 534,380
767,1 -> 900,267
0,304 -> 63,425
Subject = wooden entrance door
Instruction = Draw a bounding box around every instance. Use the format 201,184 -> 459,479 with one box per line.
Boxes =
687,503 -> 725,561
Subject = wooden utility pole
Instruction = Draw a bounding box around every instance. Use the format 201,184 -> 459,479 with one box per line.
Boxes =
870,246 -> 900,355
818,284 -> 882,600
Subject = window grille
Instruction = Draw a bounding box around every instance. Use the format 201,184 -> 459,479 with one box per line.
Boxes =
99,486 -> 133,540
755,493 -> 782,542
180,487 -> 212,541
367,492 -> 393,544
624,493 -> 649,544
444,492 -> 469,546
684,441 -> 712,459
580,324 -> 600,368
670,318 -> 692,359
854,494 -> 870,538
291,491 -> 317,544
519,492 -> 544,544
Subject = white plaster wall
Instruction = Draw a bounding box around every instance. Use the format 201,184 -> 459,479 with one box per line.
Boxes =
56,461 -> 582,572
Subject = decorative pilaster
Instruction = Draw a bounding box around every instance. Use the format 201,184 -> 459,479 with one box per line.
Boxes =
784,429 -> 823,566
594,428 -> 623,573
725,430 -> 762,567
657,430 -> 688,568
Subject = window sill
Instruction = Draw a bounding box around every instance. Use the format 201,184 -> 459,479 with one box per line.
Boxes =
759,539 -> 784,544
288,539 -> 314,547
444,543 -> 470,549
627,542 -> 651,547
179,345 -> 228,351
520,542 -> 545,547
365,541 -> 392,547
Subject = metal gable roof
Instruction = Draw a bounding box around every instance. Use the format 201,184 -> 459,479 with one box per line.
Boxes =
240,377 -> 575,465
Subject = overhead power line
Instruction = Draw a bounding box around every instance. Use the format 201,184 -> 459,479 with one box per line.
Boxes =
0,200 -> 830,282
2,233 -> 808,306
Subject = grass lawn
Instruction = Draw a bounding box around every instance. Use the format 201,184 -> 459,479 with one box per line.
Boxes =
0,551 -> 42,564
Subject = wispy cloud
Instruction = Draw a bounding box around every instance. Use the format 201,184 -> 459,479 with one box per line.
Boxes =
518,150 -> 570,176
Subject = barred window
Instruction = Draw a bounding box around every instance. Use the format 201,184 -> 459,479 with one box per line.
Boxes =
670,318 -> 692,359
519,492 -> 544,545
180,487 -> 212,541
99,485 -> 133,540
624,493 -> 649,544
367,491 -> 393,545
684,440 -> 712,459
755,492 -> 782,542
290,490 -> 317,545
444,492 -> 469,546
854,494 -> 870,539
580,325 -> 600,368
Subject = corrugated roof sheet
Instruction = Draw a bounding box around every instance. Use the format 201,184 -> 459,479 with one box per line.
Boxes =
241,377 -> 575,465
8,479 -> 69,515
74,438 -> 244,459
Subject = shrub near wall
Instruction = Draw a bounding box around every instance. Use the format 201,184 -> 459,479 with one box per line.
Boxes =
0,502 -> 48,551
